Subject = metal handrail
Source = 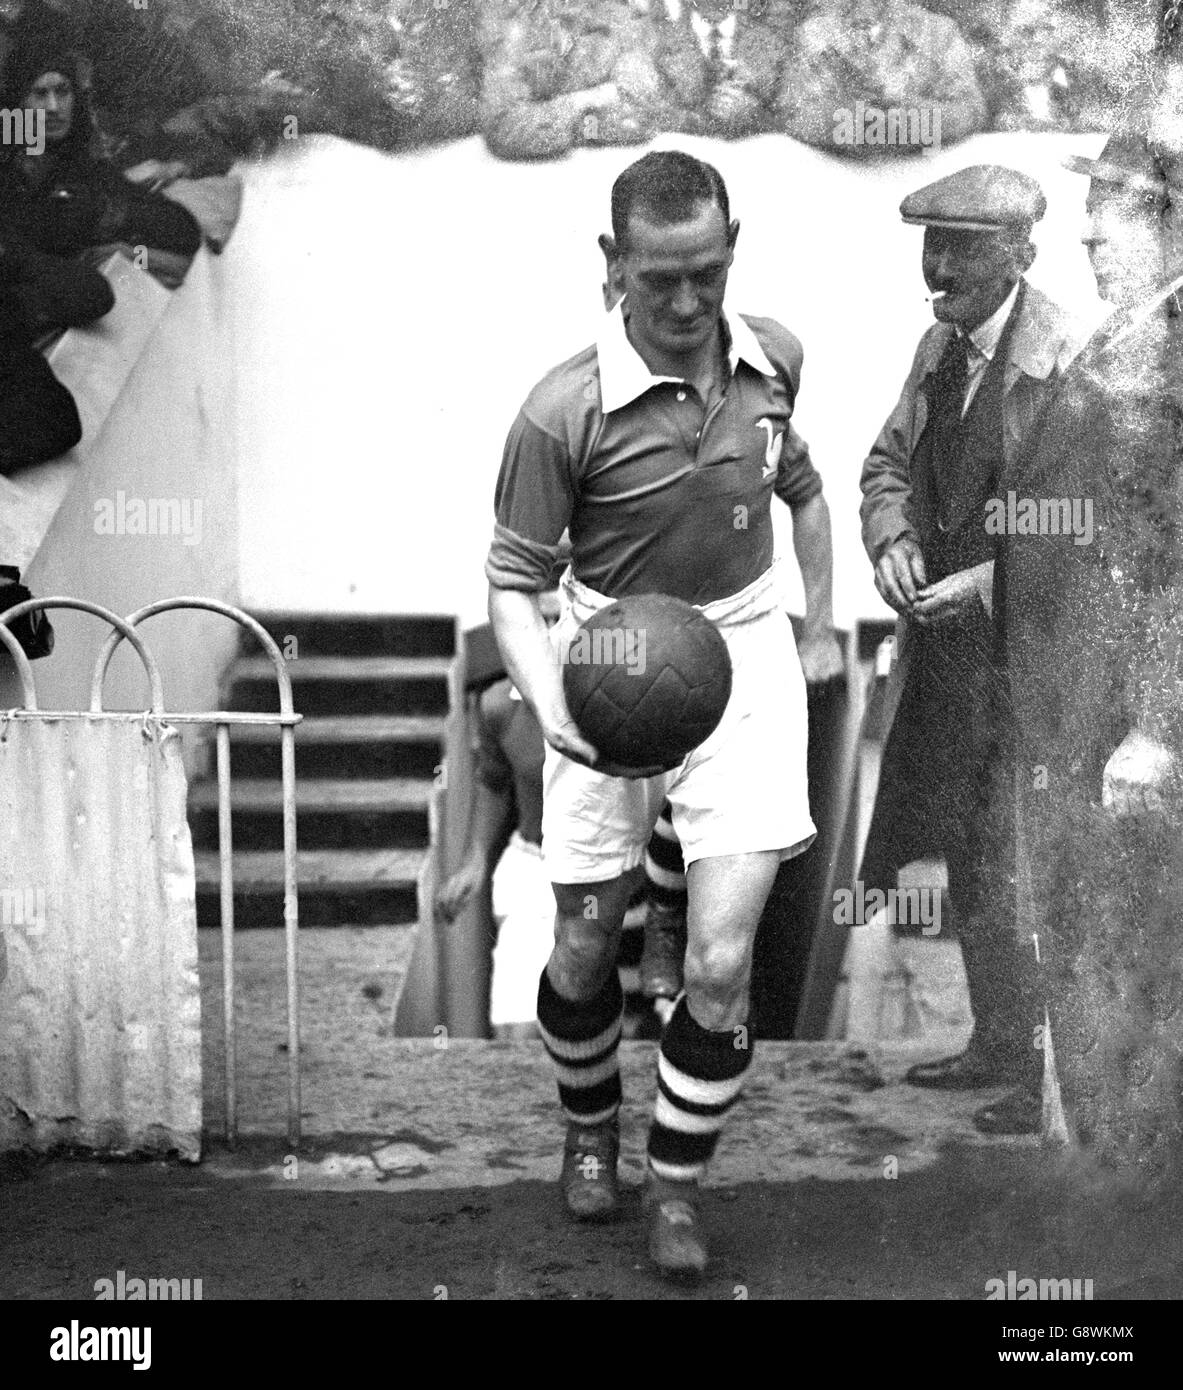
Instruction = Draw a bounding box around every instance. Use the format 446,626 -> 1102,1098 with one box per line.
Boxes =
0,597 -> 164,712
0,595 -> 303,1149
93,597 -> 302,1148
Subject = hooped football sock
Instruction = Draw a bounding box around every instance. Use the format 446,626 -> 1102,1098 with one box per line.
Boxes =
537,966 -> 624,1127
647,995 -> 753,1184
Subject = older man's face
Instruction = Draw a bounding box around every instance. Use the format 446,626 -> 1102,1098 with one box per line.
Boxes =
922,226 -> 1024,332
1082,180 -> 1167,307
612,200 -> 736,362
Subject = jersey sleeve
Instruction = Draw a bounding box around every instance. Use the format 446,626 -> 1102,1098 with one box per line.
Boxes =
485,406 -> 579,590
773,418 -> 824,509
764,330 -> 823,510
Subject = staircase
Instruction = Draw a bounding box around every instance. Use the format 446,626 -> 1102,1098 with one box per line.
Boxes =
189,613 -> 456,928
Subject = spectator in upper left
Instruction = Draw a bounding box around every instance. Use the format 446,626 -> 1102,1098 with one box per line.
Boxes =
0,39 -> 202,285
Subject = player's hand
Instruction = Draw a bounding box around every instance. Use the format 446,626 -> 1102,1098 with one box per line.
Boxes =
1102,728 -> 1180,816
435,853 -> 484,923
873,538 -> 927,614
797,628 -> 845,685
541,714 -> 664,779
911,568 -> 984,627
540,712 -> 601,767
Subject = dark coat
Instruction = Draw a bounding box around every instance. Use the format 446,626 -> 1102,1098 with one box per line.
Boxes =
995,296 -> 1183,1170
0,236 -> 99,474
0,147 -> 201,261
857,281 -> 1091,891
997,301 -> 1183,893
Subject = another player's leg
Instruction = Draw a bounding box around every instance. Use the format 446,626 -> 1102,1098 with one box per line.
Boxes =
640,800 -> 688,1001
539,872 -> 638,1221
644,849 -> 780,1278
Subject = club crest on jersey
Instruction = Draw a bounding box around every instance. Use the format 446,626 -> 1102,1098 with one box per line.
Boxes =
756,417 -> 784,479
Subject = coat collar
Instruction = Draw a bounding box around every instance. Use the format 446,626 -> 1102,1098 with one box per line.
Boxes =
915,279 -> 1082,391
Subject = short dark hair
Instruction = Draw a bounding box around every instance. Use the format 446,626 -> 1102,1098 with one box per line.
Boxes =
610,151 -> 730,252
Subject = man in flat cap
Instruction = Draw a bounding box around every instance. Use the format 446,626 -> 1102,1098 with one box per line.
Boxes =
859,164 -> 1092,1133
994,132 -> 1183,1168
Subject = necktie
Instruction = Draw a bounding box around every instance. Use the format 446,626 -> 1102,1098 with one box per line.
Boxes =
937,331 -> 970,417
926,332 -> 972,539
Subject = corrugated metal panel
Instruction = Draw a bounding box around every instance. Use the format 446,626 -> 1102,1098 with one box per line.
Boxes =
0,715 -> 201,1159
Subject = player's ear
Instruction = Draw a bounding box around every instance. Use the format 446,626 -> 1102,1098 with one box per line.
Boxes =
727,218 -> 740,254
599,233 -> 624,309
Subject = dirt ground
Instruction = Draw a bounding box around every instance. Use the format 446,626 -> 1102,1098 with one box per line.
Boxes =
4,929 -> 1182,1304
3,1040 -> 1183,1303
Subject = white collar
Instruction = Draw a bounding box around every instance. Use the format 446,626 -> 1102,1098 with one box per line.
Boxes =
964,280 -> 1020,361
596,299 -> 776,414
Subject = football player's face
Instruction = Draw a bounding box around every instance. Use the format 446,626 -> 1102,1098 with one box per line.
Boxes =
614,201 -> 736,362
1082,180 -> 1166,307
922,226 -> 1022,332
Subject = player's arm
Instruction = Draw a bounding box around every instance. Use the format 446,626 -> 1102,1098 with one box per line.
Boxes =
487,585 -> 596,765
437,694 -> 516,922
775,420 -> 843,684
486,407 -> 600,766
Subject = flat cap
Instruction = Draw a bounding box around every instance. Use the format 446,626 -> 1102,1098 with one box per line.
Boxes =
900,165 -> 1047,232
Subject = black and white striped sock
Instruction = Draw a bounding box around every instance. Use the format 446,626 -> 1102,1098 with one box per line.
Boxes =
644,801 -> 688,913
537,967 -> 623,1126
647,995 -> 752,1183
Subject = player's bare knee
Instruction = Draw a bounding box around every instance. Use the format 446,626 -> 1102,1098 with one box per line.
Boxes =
550,908 -> 619,996
684,942 -> 751,1029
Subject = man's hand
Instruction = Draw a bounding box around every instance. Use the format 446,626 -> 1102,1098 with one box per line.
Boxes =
797,628 -> 845,685
1102,728 -> 1180,816
435,853 -> 485,924
911,568 -> 985,627
874,537 -> 927,613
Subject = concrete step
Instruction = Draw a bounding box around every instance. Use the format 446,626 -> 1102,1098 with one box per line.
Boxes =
248,612 -> 456,660
226,714 -> 446,780
194,848 -> 423,927
189,777 -> 433,852
190,778 -> 432,813
227,654 -> 452,716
